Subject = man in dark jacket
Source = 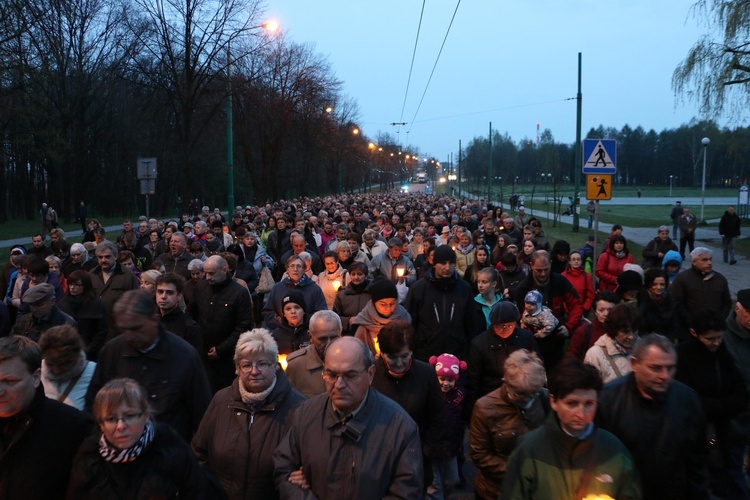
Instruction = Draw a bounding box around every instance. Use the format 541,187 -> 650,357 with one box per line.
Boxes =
719,204 -> 741,264
598,334 -> 710,500
641,225 -> 678,269
156,273 -> 203,353
676,309 -> 749,499
404,245 -> 478,362
189,255 -> 254,392
670,247 -> 731,317
88,241 -> 140,331
11,283 -> 77,341
670,200 -> 683,240
87,290 -> 211,442
273,337 -> 423,499
513,250 -> 583,372
155,232 -> 192,280
0,336 -> 90,500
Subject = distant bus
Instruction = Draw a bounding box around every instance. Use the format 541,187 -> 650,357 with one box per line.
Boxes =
415,172 -> 427,183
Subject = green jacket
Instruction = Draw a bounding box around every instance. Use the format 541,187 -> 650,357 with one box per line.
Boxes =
502,414 -> 641,500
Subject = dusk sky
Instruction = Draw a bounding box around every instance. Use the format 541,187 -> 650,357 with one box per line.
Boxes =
273,1 -> 720,162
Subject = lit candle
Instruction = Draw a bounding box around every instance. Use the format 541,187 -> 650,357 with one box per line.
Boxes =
396,268 -> 405,277
278,354 -> 288,371
332,280 -> 342,291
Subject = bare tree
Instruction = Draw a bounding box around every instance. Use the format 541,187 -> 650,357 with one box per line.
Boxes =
234,38 -> 341,201
124,0 -> 266,200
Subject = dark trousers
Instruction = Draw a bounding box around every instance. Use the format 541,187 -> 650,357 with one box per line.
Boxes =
680,232 -> 695,258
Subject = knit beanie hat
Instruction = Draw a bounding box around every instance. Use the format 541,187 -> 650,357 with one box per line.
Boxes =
367,279 -> 398,303
433,245 -> 457,265
429,353 -> 467,381
489,301 -> 520,324
282,290 -> 306,311
616,270 -> 643,293
524,290 -> 544,316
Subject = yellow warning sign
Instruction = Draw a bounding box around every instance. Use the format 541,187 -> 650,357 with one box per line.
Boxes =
586,174 -> 612,201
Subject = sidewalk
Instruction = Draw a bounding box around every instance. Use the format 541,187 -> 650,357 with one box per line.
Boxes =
537,212 -> 750,296
476,190 -> 750,297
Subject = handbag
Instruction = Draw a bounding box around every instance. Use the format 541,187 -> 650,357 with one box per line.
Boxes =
256,266 -> 275,294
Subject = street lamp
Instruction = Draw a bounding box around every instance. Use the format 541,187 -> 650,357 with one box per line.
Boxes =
669,174 -> 674,197
701,137 -> 710,223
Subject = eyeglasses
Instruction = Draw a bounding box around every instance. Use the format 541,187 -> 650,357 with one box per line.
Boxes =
493,324 -> 516,331
322,367 -> 367,384
238,360 -> 274,373
101,411 -> 144,427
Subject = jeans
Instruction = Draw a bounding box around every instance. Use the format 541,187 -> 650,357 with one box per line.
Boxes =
587,214 -> 594,229
723,236 -> 736,263
672,222 -> 679,240
429,457 -> 459,499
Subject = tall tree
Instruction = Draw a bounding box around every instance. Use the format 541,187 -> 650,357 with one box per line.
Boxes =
673,0 -> 750,115
124,0 -> 266,200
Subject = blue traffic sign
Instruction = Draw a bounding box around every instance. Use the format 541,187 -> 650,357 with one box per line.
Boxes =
582,139 -> 617,174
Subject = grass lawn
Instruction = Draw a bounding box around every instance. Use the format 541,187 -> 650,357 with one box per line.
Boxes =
0,214 -> 175,241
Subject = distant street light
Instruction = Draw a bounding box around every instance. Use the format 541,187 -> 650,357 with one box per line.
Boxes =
701,137 -> 710,223
669,174 -> 674,197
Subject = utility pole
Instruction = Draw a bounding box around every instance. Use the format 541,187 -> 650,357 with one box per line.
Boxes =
487,122 -> 493,204
573,52 -> 582,232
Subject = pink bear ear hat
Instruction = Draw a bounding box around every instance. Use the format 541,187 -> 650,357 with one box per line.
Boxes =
429,353 -> 467,380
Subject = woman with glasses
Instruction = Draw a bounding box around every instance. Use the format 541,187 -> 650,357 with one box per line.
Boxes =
469,349 -> 549,500
192,329 -> 304,499
370,321 -> 445,498
58,270 -> 108,361
584,303 -> 640,383
67,378 -> 224,499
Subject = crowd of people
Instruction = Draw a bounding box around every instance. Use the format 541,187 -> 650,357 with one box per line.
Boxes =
0,192 -> 747,499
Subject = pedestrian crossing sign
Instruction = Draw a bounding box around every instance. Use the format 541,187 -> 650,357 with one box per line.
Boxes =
586,174 -> 612,201
582,139 -> 617,174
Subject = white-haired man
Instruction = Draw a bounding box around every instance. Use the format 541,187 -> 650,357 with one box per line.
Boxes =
670,247 -> 731,316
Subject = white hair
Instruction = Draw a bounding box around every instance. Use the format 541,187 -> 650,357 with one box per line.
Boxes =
691,247 -> 712,260
234,328 -> 279,365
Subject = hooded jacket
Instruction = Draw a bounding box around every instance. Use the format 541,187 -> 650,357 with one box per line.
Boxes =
661,249 -> 683,283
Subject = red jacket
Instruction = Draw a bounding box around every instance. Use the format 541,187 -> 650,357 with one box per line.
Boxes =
565,318 -> 607,359
562,267 -> 595,312
596,249 -> 634,291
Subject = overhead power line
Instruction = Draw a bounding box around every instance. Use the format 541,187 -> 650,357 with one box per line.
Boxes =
407,0 -> 462,135
399,0 -> 427,125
